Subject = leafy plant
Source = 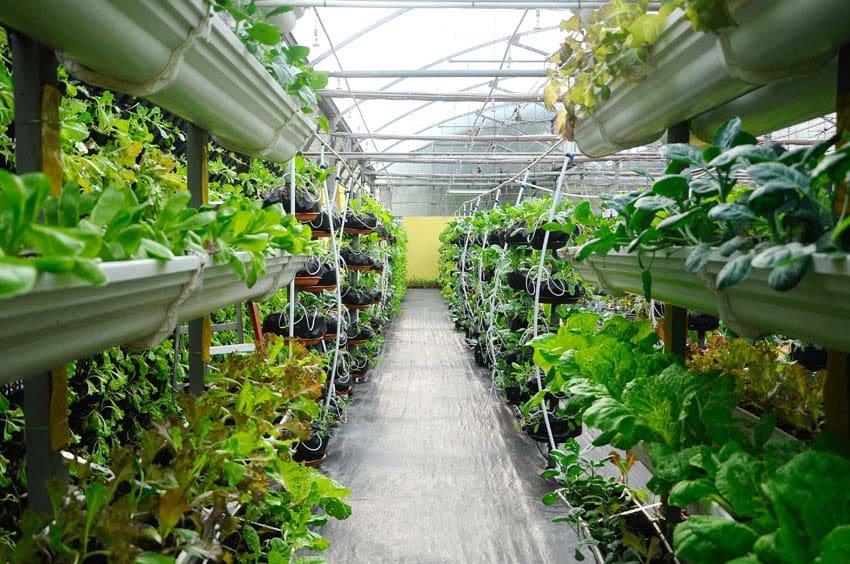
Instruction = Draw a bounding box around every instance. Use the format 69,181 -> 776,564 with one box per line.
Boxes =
575,118 -> 850,292
687,336 -> 825,436
545,0 -> 736,138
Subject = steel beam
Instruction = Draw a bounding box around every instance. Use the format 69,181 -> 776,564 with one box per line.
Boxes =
328,131 -> 558,142
319,89 -> 544,102
324,69 -> 548,79
259,1 -> 634,8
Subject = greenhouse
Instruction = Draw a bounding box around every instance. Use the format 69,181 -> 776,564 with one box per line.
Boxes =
0,0 -> 849,562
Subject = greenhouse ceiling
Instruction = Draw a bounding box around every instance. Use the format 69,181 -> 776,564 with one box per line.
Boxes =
280,2 -> 837,216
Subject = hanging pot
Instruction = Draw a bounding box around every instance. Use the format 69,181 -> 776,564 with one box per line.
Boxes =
262,310 -> 326,344
522,411 -> 582,443
262,184 -> 320,220
344,211 -> 378,234
346,323 -> 375,345
309,211 -> 343,238
505,221 -> 571,250
293,433 -> 328,464
341,247 -> 375,271
294,256 -> 324,287
505,270 -> 585,304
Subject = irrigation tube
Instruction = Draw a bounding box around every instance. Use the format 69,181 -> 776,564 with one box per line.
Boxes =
531,155 -> 573,453
321,146 -> 344,415
515,171 -> 529,206
288,159 -> 297,343
457,139 -> 566,210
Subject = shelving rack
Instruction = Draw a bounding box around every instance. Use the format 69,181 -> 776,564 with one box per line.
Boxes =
0,1 -> 318,512
522,0 -> 850,436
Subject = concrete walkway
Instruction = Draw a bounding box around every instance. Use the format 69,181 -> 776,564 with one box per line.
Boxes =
318,289 -> 579,564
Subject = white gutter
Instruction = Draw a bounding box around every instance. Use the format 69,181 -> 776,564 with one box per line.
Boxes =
691,58 -> 836,144
574,0 -> 850,157
0,0 -> 314,162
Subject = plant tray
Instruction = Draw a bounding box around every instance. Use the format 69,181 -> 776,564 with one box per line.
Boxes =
302,454 -> 328,467
347,338 -> 369,346
303,284 -> 337,294
345,264 -> 373,272
0,253 -> 305,383
311,231 -> 332,239
294,276 -> 321,287
564,247 -> 850,353
343,227 -> 374,235
344,303 -> 372,310
295,212 -> 320,222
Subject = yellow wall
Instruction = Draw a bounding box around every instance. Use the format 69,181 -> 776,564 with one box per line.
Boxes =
402,216 -> 451,281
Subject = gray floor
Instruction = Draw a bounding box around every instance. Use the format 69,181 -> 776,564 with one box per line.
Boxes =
318,289 -> 580,564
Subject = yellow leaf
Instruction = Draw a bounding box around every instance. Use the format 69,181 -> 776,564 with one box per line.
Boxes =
559,15 -> 581,32
543,81 -> 559,110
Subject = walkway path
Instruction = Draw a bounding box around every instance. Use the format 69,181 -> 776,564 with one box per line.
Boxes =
319,289 -> 579,564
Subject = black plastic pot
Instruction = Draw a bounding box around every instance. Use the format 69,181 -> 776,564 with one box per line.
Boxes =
341,286 -> 373,307
505,222 -> 571,250
293,433 -> 329,463
507,314 -> 528,332
505,271 -> 586,304
309,211 -> 343,236
474,342 -> 489,368
341,247 -> 374,268
791,343 -> 828,371
488,228 -> 506,247
347,323 -> 375,344
262,185 -> 320,215
344,211 -> 378,232
522,413 -> 581,443
263,311 -> 326,341
688,312 -> 720,332
504,384 -> 533,406
295,256 -> 323,279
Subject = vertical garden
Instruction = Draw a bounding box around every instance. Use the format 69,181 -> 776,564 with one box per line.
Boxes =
0,2 -> 406,561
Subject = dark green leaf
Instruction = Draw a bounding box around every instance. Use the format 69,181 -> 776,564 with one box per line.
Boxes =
747,162 -> 809,191
716,253 -> 752,290
669,478 -> 716,507
709,144 -> 775,169
815,526 -> 850,564
716,452 -> 765,518
708,203 -> 757,222
641,268 -> 652,301
689,177 -> 720,196
751,243 -> 809,269
748,179 -> 799,202
657,209 -> 698,231
768,253 -> 811,291
542,492 -> 559,505
713,116 -> 742,151
634,195 -> 676,211
674,516 -> 758,563
685,244 -> 712,273
661,144 -> 704,167
651,175 -> 688,199
135,555 -> 175,564
718,236 -> 748,257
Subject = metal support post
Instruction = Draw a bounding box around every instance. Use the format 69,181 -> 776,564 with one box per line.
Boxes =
12,33 -> 69,514
187,123 -> 209,396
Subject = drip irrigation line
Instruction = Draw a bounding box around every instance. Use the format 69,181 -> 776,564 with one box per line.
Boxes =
457,139 -> 567,210
531,154 -> 573,452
